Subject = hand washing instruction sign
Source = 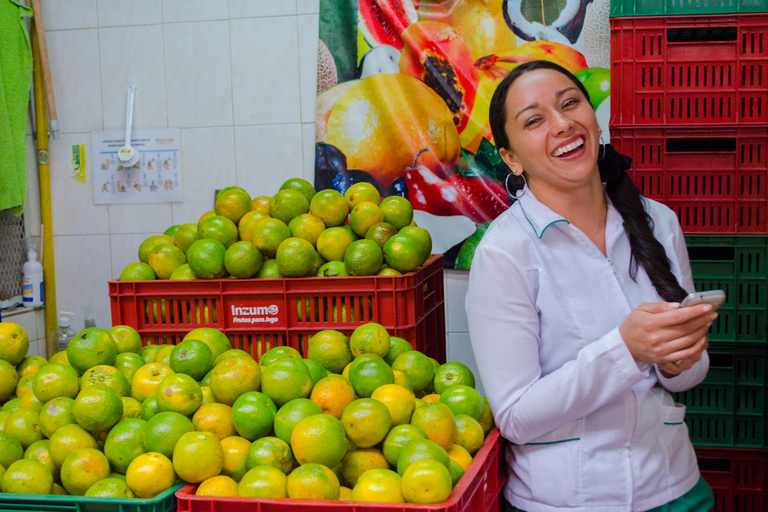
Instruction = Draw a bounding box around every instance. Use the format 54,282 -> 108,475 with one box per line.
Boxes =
92,128 -> 182,204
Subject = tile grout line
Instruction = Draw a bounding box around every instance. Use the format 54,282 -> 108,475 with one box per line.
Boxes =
294,14 -> 306,175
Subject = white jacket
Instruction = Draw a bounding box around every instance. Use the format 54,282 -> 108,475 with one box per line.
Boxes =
466,187 -> 708,512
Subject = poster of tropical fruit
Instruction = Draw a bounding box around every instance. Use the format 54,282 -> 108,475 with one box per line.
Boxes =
315,0 -> 612,269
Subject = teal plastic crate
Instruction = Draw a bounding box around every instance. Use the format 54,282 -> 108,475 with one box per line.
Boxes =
0,483 -> 183,512
611,0 -> 768,17
685,235 -> 768,343
673,342 -> 767,447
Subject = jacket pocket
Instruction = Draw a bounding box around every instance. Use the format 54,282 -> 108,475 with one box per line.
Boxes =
511,418 -> 583,506
661,402 -> 686,426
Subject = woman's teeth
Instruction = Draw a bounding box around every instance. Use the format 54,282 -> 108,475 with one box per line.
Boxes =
553,138 -> 584,157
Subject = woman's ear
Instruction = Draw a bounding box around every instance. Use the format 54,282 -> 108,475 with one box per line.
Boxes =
499,147 -> 521,175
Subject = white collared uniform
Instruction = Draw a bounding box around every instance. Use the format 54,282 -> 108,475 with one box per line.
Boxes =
466,187 -> 708,512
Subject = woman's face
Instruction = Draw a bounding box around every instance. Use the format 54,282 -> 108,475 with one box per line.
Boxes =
498,68 -> 601,194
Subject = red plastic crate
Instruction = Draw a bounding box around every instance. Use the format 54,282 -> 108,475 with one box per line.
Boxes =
175,429 -> 507,512
611,126 -> 768,233
610,14 -> 768,126
696,447 -> 768,511
109,255 -> 446,363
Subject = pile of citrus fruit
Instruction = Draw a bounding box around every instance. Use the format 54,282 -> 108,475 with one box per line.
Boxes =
119,179 -> 434,281
0,320 -> 493,504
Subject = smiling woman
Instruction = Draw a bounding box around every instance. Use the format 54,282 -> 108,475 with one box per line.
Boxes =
465,61 -> 717,512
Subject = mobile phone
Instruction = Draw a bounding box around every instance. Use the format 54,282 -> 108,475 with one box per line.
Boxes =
680,290 -> 726,311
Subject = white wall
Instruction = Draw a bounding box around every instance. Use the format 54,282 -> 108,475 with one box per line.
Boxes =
23,0 -> 479,389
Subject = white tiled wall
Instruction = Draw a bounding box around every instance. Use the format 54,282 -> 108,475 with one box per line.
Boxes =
22,0 -> 479,383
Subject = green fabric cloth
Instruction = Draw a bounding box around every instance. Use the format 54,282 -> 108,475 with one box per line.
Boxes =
0,0 -> 33,215
505,477 -> 715,512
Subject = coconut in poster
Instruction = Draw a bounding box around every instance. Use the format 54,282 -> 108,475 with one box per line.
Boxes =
315,0 -> 612,269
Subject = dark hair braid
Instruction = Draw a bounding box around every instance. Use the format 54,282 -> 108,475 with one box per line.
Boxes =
489,60 -> 688,303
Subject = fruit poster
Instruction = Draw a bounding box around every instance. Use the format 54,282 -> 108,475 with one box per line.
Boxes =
315,0 -> 612,269
92,128 -> 182,204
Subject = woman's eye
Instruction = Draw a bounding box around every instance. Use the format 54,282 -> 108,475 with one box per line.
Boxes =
563,98 -> 580,108
525,117 -> 541,127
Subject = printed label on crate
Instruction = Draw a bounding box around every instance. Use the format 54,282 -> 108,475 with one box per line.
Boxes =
227,301 -> 284,326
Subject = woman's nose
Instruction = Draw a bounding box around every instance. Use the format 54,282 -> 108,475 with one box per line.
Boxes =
550,111 -> 573,134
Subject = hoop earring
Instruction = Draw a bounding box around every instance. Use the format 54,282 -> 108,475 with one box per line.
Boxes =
598,136 -> 606,161
505,172 -> 527,198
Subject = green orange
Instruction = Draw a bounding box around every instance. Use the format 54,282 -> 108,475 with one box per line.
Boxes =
186,239 -> 229,279
73,386 -> 123,433
410,402 -> 457,451
439,384 -> 483,420
48,424 -> 98,468
81,365 -> 131,397
250,196 -> 271,216
155,373 -> 202,416
148,244 -> 186,279
85,477 -> 135,498
252,218 -> 292,259
383,424 -> 429,466
433,362 -> 475,394
380,196 -> 414,230
143,411 -> 194,459
170,263 -> 197,280
1,459 -> 53,495
365,222 -> 398,248
286,463 -> 340,500
200,215 -> 239,248
272,398 -> 322,445
289,213 -> 326,247
32,363 -> 79,402
138,235 -> 175,264
349,201 -> 384,237
4,409 -> 43,449
290,414 -> 348,467
307,330 -> 352,374
60,448 -> 111,496
67,328 -> 118,375
220,436 -> 251,482
339,447 -> 390,489
238,211 -> 269,242
39,397 -> 76,438
401,459 -> 452,504
174,223 -> 202,254
384,234 -> 424,273
350,322 -> 390,358
182,328 -> 231,360
108,325 -> 143,354
245,436 -> 296,475
399,226 -> 432,264
0,430 -> 24,468
210,356 -> 261,406
130,363 -> 174,403
269,189 -> 310,224
172,431 -> 224,484
276,237 -> 316,277
169,339 -> 214,380
345,182 -> 381,208
384,336 -> 414,365
392,350 -> 434,393
344,239 -> 384,276
120,263 -> 156,281
316,226 -> 354,262
340,398 -> 392,448
259,346 -> 302,367
17,355 -> 47,378
348,354 -> 394,398
310,189 -> 349,227
224,241 -> 263,278
396,438 -> 451,475
351,468 -> 404,503
280,178 -> 316,203
125,452 -> 175,499
239,465 -> 288,498
215,186 -> 252,224
257,259 -> 283,278
104,418 -> 148,473
231,391 -> 277,441
193,403 -> 237,440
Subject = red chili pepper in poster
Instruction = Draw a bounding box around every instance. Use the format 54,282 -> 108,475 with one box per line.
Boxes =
446,172 -> 511,224
404,149 -> 465,217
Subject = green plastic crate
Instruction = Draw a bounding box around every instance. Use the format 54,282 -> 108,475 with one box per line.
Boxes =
673,342 -> 767,447
685,235 -> 767,343
611,0 -> 768,17
0,483 -> 183,512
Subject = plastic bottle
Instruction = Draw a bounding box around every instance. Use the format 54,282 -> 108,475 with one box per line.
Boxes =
51,311 -> 76,352
22,248 -> 44,308
83,304 -> 96,329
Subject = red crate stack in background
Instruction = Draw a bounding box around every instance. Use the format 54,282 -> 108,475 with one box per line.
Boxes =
610,2 -> 768,510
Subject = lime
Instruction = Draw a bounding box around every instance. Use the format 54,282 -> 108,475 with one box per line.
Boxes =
380,196 -> 414,230
349,201 -> 384,237
215,187 -> 252,224
317,260 -> 349,277
231,391 -> 277,441
383,234 -> 424,274
174,223 -> 201,254
138,235 -> 174,264
345,182 -> 381,208
169,264 -> 197,280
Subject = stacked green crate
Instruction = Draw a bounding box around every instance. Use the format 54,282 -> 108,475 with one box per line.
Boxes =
611,0 -> 768,17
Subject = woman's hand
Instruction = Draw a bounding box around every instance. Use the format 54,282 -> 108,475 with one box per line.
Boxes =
619,301 -> 715,366
656,337 -> 708,378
